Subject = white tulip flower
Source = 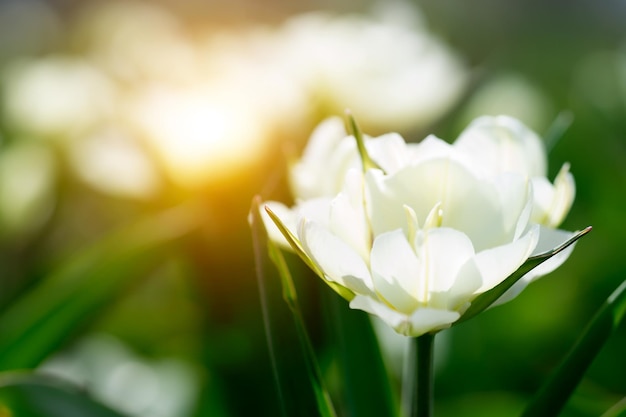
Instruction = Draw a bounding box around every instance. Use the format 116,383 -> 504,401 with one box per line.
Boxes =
263,115 -> 579,336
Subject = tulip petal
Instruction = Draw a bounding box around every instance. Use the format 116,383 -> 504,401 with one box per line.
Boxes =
446,257 -> 483,311
368,157 -> 518,251
414,228 -> 476,295
290,116 -> 350,199
261,201 -> 297,250
299,219 -> 373,294
474,225 -> 540,293
454,115 -> 547,178
370,229 -> 421,313
494,227 -> 577,305
493,173 -> 533,241
350,295 -> 460,337
529,163 -> 575,228
329,169 -> 371,262
366,133 -> 411,174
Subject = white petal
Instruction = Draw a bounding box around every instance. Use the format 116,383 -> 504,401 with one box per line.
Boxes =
329,169 -> 371,262
350,295 -> 460,337
454,115 -> 547,178
366,132 -> 411,174
365,169 -> 408,237
350,295 -> 410,333
300,117 -> 346,163
527,227 -> 576,280
491,227 -> 577,306
299,219 -> 373,294
405,308 -> 460,337
474,225 -> 540,293
549,164 -> 576,227
370,229 -> 421,313
261,201 -> 298,250
296,197 -> 333,227
447,258 -> 483,311
493,173 -> 533,241
290,118 -> 365,200
377,157 -> 513,251
414,228 -> 476,296
530,164 -> 575,228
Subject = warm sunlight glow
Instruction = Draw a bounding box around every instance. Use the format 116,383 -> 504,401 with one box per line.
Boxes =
127,85 -> 270,188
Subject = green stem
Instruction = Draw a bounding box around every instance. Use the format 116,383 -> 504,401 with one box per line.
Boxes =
405,333 -> 435,417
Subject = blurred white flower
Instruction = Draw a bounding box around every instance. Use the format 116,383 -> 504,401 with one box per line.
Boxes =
263,115 -> 577,336
40,334 -> 199,417
68,127 -> 160,199
278,7 -> 467,131
73,1 -> 199,84
2,57 -> 116,139
1,1 -> 468,191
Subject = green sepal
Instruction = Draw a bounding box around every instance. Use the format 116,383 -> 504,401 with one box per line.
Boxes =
345,110 -> 384,173
520,279 -> 626,417
459,226 -> 592,323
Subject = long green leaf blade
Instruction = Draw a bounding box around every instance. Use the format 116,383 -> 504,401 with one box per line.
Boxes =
251,197 -> 336,417
460,226 -> 591,323
521,279 -> 626,417
0,205 -> 198,371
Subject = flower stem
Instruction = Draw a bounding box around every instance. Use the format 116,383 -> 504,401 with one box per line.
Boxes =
405,333 -> 435,417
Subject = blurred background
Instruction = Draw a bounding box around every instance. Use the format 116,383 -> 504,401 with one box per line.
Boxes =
0,0 -> 624,416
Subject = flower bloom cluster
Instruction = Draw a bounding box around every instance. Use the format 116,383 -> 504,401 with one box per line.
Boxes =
264,115 -> 576,337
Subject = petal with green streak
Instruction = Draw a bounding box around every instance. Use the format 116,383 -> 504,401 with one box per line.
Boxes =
493,227 -> 577,305
473,225 -> 540,293
299,219 -> 373,294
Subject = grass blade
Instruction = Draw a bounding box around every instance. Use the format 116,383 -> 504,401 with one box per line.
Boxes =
251,196 -> 337,417
0,205 -> 198,371
521,280 -> 626,417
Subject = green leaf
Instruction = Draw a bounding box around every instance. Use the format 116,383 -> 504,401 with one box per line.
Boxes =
251,197 -> 337,417
459,226 -> 592,323
0,372 -> 127,417
520,279 -> 626,417
323,287 -> 398,417
0,205 -> 198,371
